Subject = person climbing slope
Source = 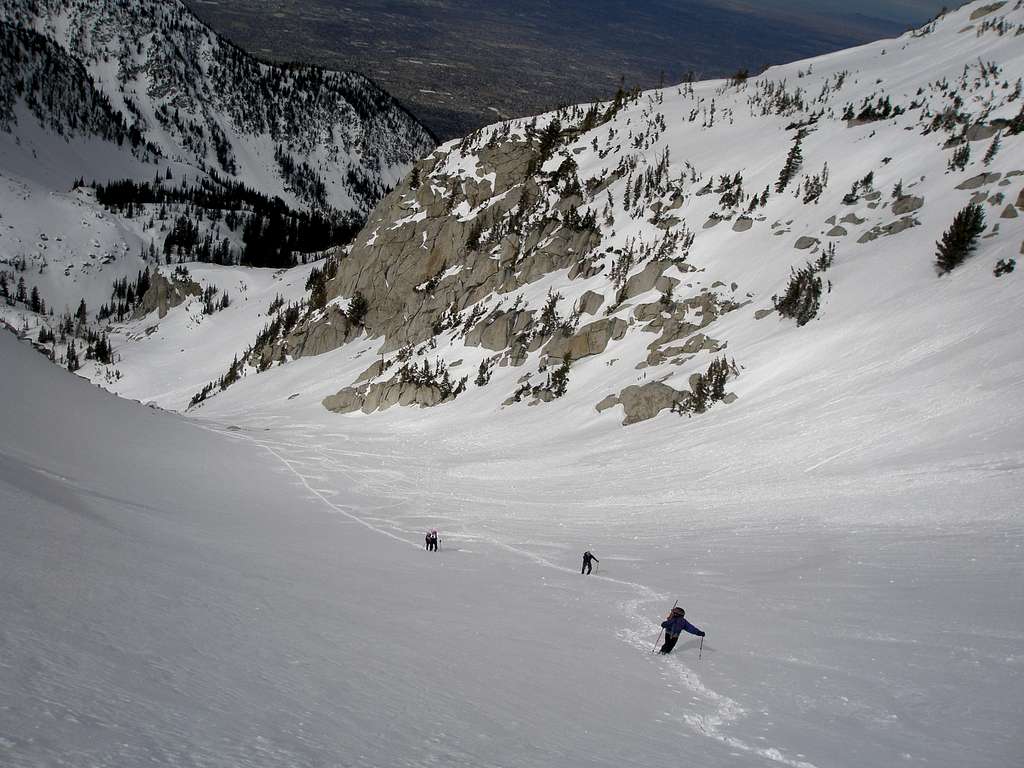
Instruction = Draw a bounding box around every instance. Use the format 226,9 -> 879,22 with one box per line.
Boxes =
659,606 -> 704,654
581,550 -> 599,575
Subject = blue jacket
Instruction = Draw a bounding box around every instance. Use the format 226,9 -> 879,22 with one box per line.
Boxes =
662,616 -> 704,637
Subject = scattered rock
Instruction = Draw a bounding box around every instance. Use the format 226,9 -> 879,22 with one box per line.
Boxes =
465,309 -> 532,351
322,388 -> 365,414
857,216 -> 919,244
285,306 -> 360,358
826,225 -> 848,237
754,308 -> 774,320
544,317 -> 628,363
575,290 -> 604,316
956,172 -> 1001,190
965,123 -> 1001,142
604,382 -> 683,426
794,236 -> 819,250
970,2 -> 1006,21
732,216 -> 753,232
620,260 -> 672,301
840,213 -> 866,225
1001,205 -> 1018,220
892,195 -> 924,215
355,360 -> 385,383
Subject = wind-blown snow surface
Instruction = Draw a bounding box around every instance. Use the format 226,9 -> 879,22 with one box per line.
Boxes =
2,322 -> 1023,768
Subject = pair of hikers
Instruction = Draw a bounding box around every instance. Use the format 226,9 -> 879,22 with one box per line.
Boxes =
424,529 -> 439,552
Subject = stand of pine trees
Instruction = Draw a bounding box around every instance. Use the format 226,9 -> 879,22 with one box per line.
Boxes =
672,357 -> 739,415
93,175 -> 361,268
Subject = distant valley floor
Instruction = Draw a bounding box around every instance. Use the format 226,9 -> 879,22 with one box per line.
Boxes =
184,0 -> 919,139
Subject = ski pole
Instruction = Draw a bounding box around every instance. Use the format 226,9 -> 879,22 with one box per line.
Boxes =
653,599 -> 678,651
699,636 -> 703,660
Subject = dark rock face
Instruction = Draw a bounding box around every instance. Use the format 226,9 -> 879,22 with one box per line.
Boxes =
134,273 -> 201,320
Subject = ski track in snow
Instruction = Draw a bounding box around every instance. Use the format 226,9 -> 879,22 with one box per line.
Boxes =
226,425 -> 821,768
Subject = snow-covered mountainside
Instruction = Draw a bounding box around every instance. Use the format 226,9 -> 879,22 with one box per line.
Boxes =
0,0 -> 433,321
124,0 -> 1022,426
1,3 -> 1023,766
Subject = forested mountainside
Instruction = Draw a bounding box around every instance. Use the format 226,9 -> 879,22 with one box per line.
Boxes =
0,0 -> 433,325
0,0 -> 433,212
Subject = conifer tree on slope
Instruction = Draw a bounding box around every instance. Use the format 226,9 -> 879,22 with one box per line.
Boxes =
936,203 -> 986,274
775,131 -> 805,193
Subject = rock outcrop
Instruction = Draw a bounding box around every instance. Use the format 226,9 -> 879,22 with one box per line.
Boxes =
597,382 -> 684,426
134,272 -> 201,320
319,138 -> 603,356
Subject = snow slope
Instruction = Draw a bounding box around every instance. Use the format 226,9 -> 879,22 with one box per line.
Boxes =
2,2 -> 1024,766
2,282 -> 1022,768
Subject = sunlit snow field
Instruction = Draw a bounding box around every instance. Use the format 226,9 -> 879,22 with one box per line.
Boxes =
2,2 -> 1024,765
2,328 -> 1021,768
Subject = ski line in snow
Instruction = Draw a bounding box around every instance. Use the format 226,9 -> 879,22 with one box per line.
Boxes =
218,424 -> 822,768
214,426 -> 422,549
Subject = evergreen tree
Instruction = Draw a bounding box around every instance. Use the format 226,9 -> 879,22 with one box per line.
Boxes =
16,277 -> 27,304
347,292 -> 369,326
691,371 -> 710,413
775,131 -> 804,193
948,143 -> 970,172
94,333 -> 113,364
936,203 -> 986,274
76,298 -> 88,324
983,132 -> 1001,167
475,358 -> 494,387
66,340 -> 80,372
550,354 -> 572,398
773,264 -> 824,326
30,286 -> 41,313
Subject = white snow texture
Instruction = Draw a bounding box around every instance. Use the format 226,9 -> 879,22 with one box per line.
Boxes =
2,2 -> 1024,767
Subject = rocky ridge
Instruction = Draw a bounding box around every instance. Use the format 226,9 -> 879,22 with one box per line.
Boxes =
182,1 -> 1024,426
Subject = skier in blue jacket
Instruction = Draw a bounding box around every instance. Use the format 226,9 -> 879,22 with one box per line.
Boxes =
659,606 -> 705,654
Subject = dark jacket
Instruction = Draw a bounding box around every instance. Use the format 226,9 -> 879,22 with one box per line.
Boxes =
582,551 -> 598,563
661,616 -> 704,638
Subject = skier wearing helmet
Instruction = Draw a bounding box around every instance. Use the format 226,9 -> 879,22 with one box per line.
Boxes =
659,606 -> 704,654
